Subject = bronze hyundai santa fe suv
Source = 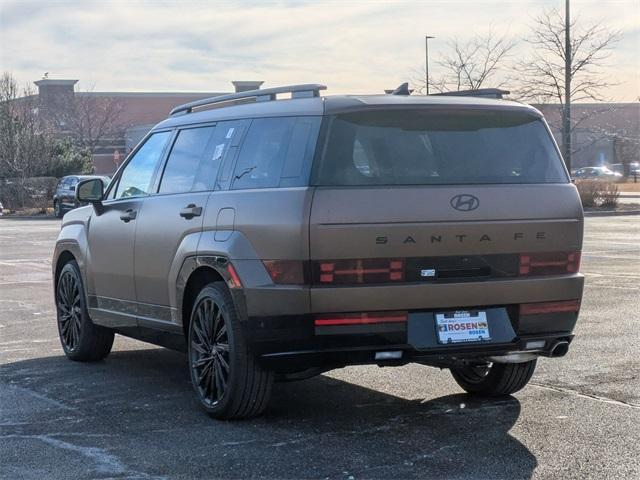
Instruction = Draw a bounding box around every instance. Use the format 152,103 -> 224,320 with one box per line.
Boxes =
53,84 -> 584,419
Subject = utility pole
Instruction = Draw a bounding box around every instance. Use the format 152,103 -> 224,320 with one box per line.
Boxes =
563,0 -> 572,171
425,35 -> 435,95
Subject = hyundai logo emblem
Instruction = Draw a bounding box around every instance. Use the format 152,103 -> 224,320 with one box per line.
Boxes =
450,194 -> 480,212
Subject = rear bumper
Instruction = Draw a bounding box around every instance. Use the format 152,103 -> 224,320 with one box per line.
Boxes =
246,308 -> 580,372
259,334 -> 575,372
240,274 -> 584,371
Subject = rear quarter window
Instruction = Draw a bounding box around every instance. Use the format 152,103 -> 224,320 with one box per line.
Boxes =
313,109 -> 568,186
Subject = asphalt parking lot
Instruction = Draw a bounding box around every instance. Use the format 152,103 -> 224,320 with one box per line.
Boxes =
1,216 -> 638,479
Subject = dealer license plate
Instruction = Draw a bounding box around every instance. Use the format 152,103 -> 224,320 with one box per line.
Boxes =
435,310 -> 490,344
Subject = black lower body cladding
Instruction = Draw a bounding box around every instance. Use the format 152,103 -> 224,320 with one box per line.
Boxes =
245,306 -> 578,372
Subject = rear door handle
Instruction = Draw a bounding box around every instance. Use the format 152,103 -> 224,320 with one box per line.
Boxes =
180,204 -> 202,219
120,209 -> 137,223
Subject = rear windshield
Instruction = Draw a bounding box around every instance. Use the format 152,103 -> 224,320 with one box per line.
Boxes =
313,109 -> 568,186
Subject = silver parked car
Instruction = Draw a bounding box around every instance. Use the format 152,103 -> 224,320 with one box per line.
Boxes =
572,166 -> 623,180
53,84 -> 584,419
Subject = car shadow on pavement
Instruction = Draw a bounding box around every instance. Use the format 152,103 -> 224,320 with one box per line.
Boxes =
1,347 -> 537,479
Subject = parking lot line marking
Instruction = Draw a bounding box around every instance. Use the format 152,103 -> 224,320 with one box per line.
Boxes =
530,383 -> 639,409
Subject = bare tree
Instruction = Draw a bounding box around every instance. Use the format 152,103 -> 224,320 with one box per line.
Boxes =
0,72 -> 59,209
412,31 -> 516,94
0,72 -> 52,179
515,6 -> 620,170
52,88 -> 124,154
0,73 -> 102,209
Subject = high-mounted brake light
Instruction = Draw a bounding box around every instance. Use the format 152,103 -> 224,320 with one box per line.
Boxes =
314,311 -> 408,326
520,299 -> 580,315
519,251 -> 581,276
316,258 -> 405,284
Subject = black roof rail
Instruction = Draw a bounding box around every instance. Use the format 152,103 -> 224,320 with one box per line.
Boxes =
431,88 -> 510,99
169,83 -> 327,116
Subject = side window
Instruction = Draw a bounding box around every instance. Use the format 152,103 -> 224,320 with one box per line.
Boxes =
159,126 -> 215,194
231,117 -> 296,190
215,120 -> 249,189
114,131 -> 171,199
279,117 -> 321,187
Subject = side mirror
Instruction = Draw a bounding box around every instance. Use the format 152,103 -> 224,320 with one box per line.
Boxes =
76,178 -> 104,215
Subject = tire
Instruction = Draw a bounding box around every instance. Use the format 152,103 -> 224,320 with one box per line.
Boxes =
55,260 -> 114,361
188,282 -> 273,420
54,201 -> 63,218
450,360 -> 537,396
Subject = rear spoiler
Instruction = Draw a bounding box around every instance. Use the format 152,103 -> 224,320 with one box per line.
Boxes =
384,84 -> 510,99
431,88 -> 510,99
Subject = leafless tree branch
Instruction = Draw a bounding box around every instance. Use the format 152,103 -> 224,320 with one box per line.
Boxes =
512,8 -> 620,105
411,30 -> 516,94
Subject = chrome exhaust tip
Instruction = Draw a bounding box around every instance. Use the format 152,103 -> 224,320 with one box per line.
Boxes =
549,340 -> 570,358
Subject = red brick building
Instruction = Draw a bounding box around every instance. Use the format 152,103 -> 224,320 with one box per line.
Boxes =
33,79 -> 263,175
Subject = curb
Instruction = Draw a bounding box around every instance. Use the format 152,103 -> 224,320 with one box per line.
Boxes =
584,209 -> 640,217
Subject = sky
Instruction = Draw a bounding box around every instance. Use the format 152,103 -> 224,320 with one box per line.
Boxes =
0,0 -> 638,102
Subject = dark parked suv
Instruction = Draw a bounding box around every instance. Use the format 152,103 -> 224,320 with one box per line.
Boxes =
53,175 -> 110,218
53,84 -> 584,419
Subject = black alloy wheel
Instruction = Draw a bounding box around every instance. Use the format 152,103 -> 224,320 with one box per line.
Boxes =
188,282 -> 273,419
57,267 -> 83,352
190,296 -> 231,406
55,261 -> 114,361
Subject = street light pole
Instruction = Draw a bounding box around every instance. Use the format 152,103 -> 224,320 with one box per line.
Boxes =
425,35 -> 435,95
563,0 -> 572,171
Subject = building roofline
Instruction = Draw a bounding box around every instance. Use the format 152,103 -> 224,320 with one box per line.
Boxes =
534,102 -> 639,107
75,91 -> 228,98
34,79 -> 78,86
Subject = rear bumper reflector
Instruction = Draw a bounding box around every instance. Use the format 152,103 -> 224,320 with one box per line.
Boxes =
314,311 -> 408,326
226,263 -> 243,289
519,299 -> 580,315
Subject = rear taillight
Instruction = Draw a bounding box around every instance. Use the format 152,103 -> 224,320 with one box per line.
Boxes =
316,258 -> 405,284
520,299 -> 580,315
519,251 -> 581,276
314,311 -> 408,326
262,260 -> 306,285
